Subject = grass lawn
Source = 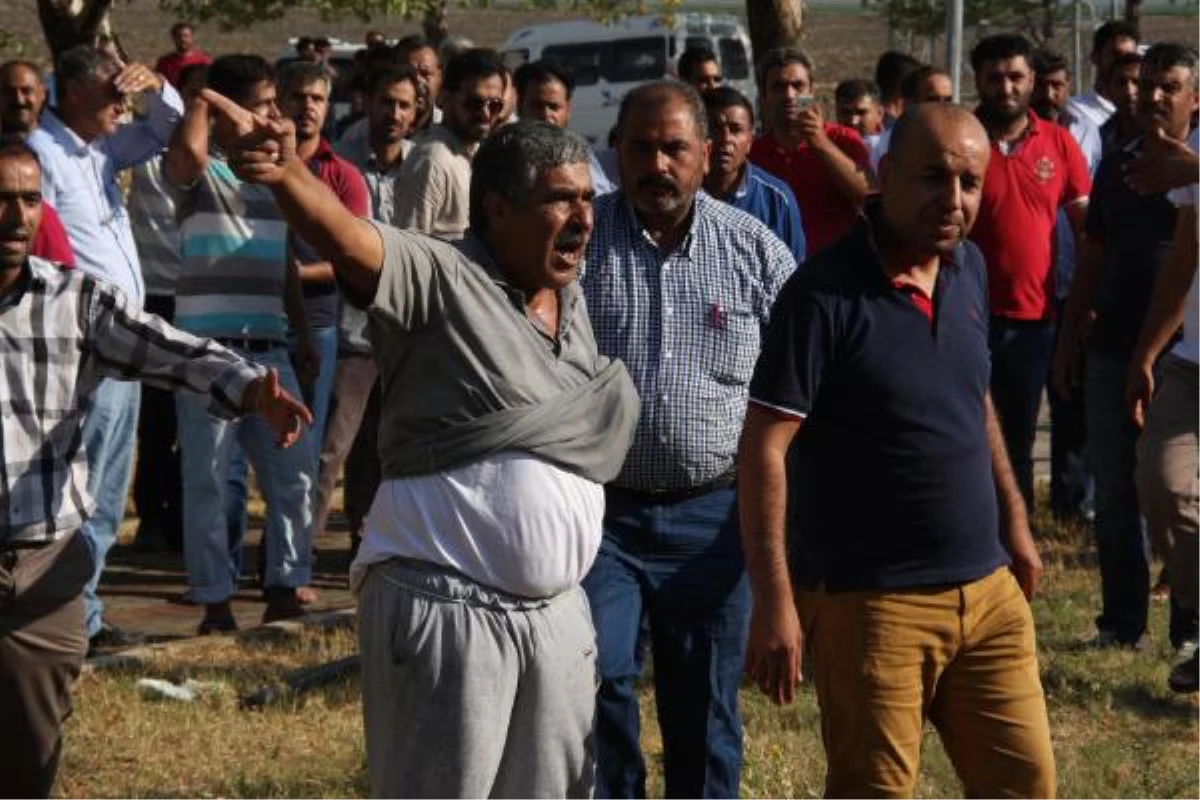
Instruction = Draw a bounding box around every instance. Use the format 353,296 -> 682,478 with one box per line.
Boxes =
57,510 -> 1198,798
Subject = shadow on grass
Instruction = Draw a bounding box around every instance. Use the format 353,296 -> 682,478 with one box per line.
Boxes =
1110,684 -> 1199,722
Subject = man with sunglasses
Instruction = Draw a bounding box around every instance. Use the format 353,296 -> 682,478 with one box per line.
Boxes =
392,48 -> 507,240
27,44 -> 183,655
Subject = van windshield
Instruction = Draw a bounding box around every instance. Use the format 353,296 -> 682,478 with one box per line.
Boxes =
542,37 -> 667,86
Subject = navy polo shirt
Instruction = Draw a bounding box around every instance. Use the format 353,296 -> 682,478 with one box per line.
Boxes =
749,210 -> 1010,592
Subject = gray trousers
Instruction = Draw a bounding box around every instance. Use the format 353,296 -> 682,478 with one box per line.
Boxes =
0,531 -> 92,798
358,558 -> 597,798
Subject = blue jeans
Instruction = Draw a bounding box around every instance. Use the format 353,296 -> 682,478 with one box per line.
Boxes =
1086,351 -> 1150,642
81,379 -> 140,637
292,325 -> 339,467
583,486 -> 750,799
176,347 -> 314,603
989,317 -> 1057,509
225,326 -> 338,565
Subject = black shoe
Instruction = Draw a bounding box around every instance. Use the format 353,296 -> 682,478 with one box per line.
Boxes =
1086,629 -> 1149,651
88,624 -> 144,657
198,602 -> 239,636
262,587 -> 306,624
1168,651 -> 1199,693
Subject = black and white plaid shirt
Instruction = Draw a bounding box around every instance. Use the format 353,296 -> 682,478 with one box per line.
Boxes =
0,256 -> 263,544
582,191 -> 797,491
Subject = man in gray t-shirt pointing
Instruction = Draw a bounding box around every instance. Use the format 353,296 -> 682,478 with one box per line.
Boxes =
205,90 -> 638,798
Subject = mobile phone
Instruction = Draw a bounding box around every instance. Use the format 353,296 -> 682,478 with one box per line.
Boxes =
797,95 -> 816,111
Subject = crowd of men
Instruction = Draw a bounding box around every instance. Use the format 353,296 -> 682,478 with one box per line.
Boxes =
0,15 -> 1195,799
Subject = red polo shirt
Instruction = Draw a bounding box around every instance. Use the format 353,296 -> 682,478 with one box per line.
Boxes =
749,124 -> 870,257
969,111 -> 1090,320
154,49 -> 212,88
31,201 -> 75,267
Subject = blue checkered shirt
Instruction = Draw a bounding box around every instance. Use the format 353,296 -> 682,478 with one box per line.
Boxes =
582,191 -> 797,491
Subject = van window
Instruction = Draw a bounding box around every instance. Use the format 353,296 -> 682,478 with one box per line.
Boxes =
608,38 -> 666,83
543,37 -> 666,86
543,42 -> 605,86
718,38 -> 750,80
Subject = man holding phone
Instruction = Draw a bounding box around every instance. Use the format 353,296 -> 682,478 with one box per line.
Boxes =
750,46 -> 871,258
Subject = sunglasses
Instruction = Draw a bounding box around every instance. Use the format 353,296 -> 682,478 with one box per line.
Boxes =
461,95 -> 505,115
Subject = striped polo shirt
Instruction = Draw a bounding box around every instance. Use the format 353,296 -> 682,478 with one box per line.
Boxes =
174,157 -> 289,342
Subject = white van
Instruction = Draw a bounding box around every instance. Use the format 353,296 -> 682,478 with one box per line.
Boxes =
501,14 -> 756,146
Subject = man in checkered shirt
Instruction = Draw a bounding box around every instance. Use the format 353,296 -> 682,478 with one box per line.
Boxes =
579,80 -> 797,798
0,137 -> 311,798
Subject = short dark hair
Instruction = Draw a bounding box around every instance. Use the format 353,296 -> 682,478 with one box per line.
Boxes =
756,46 -> 814,89
1142,42 -> 1200,90
170,21 -> 193,37
874,51 -> 923,103
0,132 -> 41,168
469,120 -> 590,234
55,45 -> 117,92
701,85 -> 754,127
835,79 -> 881,105
394,34 -> 437,60
678,46 -> 719,83
971,33 -> 1033,74
206,54 -> 275,107
617,79 -> 708,141
177,62 -> 208,90
514,59 -> 574,102
1093,20 -> 1140,56
365,63 -> 420,98
442,48 -> 506,95
1031,47 -> 1069,77
295,37 -> 314,52
900,65 -> 949,102
278,61 -> 330,96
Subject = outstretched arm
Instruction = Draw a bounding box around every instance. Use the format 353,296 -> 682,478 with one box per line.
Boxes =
200,88 -> 384,305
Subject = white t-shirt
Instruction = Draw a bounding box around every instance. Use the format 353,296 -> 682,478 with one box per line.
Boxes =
1166,128 -> 1199,365
350,452 -> 605,598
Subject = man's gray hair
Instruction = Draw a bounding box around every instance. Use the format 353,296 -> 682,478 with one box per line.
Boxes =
277,60 -> 331,96
615,79 -> 708,141
55,45 -> 119,91
469,120 -> 591,233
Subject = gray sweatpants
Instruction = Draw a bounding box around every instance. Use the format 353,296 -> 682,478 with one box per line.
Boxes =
357,557 -> 597,798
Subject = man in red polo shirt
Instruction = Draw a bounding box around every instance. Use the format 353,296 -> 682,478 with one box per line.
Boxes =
154,22 -> 211,89
750,47 -> 871,257
969,33 -> 1091,509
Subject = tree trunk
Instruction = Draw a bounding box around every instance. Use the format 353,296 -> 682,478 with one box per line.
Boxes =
1124,0 -> 1143,31
746,0 -> 804,60
37,0 -> 113,59
421,0 -> 450,47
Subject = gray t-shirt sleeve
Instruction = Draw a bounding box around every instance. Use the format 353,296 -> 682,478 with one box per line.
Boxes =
368,220 -> 457,331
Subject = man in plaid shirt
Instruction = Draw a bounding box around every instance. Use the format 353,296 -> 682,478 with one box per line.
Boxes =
0,137 -> 310,798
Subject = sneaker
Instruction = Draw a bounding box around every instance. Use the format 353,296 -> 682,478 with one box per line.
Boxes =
1087,629 -> 1149,651
88,624 -> 144,657
1168,651 -> 1199,693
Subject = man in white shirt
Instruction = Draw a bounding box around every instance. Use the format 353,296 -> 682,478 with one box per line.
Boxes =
1068,20 -> 1140,129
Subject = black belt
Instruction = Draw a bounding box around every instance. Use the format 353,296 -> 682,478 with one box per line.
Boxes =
606,473 -> 737,505
215,337 -> 283,353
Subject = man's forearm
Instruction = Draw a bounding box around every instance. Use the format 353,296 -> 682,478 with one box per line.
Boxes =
814,140 -> 869,206
164,98 -> 209,188
1132,207 -> 1198,368
270,162 -> 383,304
1058,238 -> 1105,350
284,257 -> 311,339
298,261 -> 336,284
738,409 -> 801,601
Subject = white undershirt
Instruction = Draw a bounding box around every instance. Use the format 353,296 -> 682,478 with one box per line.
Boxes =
349,452 -> 605,598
